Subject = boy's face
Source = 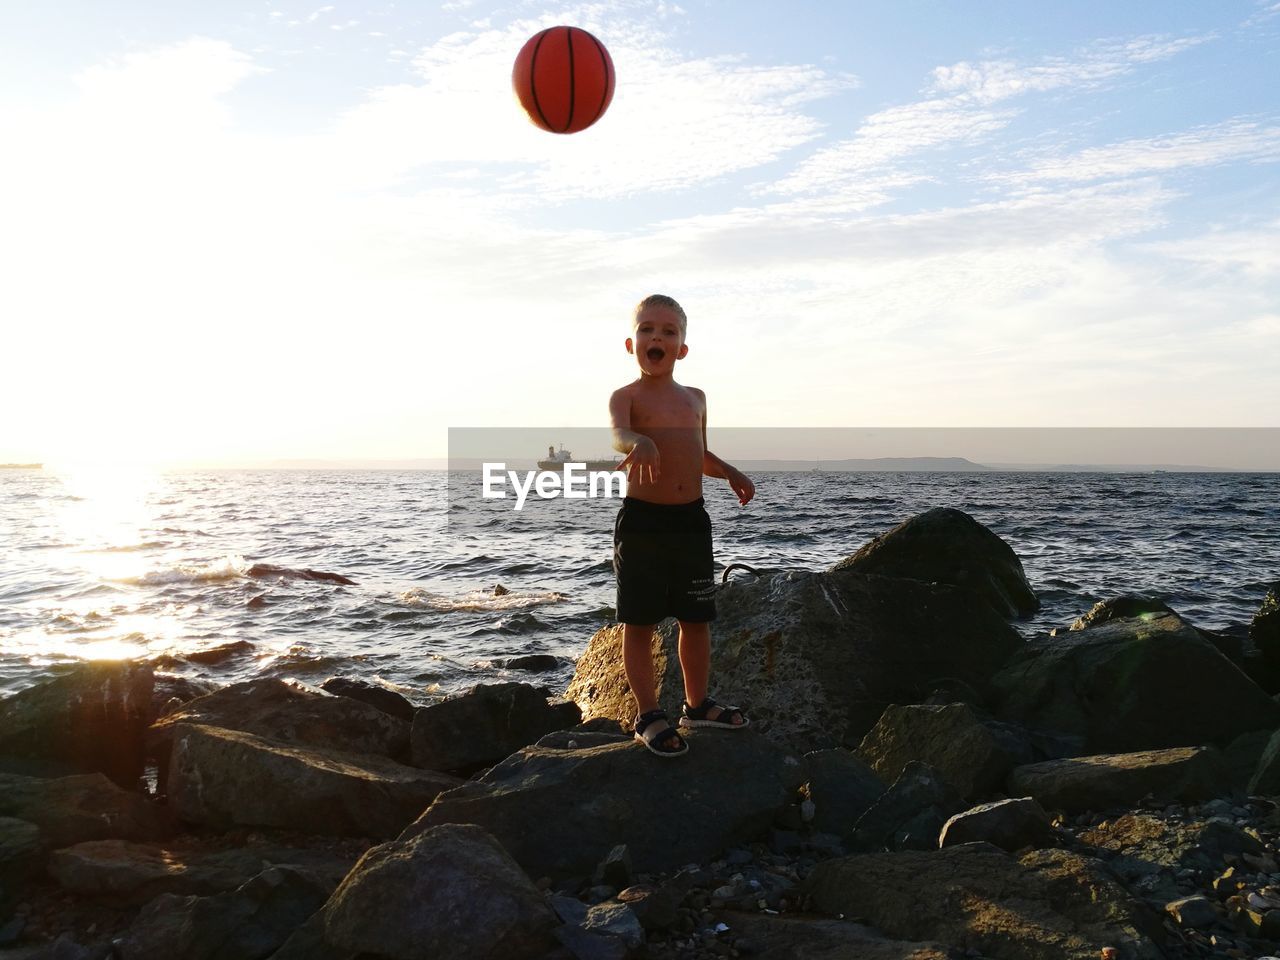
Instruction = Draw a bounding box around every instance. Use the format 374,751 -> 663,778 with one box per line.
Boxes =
627,305 -> 688,376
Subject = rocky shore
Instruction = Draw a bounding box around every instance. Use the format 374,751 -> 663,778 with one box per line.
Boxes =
3,507 -> 1280,960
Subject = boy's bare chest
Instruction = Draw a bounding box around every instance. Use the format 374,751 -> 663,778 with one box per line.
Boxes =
631,392 -> 702,428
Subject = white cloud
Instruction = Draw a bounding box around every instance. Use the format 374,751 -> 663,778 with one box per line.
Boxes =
997,119 -> 1280,186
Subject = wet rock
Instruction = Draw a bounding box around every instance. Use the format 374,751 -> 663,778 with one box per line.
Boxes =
568,567 -> 1023,752
409,682 -> 580,775
1008,746 -> 1230,813
990,611 -> 1279,753
849,761 -> 966,852
148,674 -> 217,723
801,749 -> 886,835
856,702 -> 1036,800
0,773 -> 169,847
46,837 -> 354,907
406,729 -> 804,879
939,797 -> 1057,852
180,640 -> 256,666
115,864 -> 331,960
0,660 -> 154,788
319,676 -> 415,723
166,723 -> 461,838
831,506 -> 1040,617
805,844 -> 1166,960
1069,596 -> 1177,631
502,654 -> 561,672
245,562 -> 355,585
149,678 -> 410,770
321,823 -> 556,960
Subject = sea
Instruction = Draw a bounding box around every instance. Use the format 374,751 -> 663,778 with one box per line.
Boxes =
2,467 -> 1278,701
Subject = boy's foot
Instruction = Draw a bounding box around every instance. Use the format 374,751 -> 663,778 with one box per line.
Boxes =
679,696 -> 750,730
634,709 -> 689,757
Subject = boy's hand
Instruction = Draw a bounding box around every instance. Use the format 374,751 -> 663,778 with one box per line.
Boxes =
727,468 -> 755,506
619,437 -> 660,485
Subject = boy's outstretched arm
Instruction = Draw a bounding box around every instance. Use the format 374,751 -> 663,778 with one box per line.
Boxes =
609,387 -> 660,485
697,389 -> 754,505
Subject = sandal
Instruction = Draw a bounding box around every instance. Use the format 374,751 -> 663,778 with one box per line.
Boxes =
679,696 -> 749,730
634,709 -> 689,757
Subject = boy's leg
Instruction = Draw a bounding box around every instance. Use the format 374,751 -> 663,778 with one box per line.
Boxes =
623,623 -> 684,752
678,619 -> 746,726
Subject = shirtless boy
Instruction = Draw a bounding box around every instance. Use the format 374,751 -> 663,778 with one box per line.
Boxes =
609,294 -> 756,757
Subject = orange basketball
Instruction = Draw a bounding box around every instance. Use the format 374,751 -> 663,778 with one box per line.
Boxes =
512,26 -> 615,134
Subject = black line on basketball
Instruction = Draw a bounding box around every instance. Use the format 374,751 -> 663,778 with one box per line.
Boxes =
529,30 -> 552,132
586,31 -> 610,127
564,27 -> 576,133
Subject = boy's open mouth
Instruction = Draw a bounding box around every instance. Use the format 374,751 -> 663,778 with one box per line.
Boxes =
646,347 -> 665,362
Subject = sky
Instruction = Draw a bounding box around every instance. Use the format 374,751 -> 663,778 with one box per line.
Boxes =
0,0 -> 1277,467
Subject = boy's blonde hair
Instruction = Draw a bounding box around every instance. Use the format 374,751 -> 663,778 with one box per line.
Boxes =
634,294 -> 687,331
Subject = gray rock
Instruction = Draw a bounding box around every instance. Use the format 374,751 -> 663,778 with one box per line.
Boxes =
593,844 -> 631,888
267,910 -> 356,960
0,660 -> 154,788
549,894 -> 589,925
805,844 -> 1165,960
831,506 -> 1040,617
1165,894 -> 1218,929
939,797 -> 1057,852
405,729 -> 804,879
991,611 -> 1280,753
116,864 -> 331,960
857,702 -> 1036,800
0,773 -> 169,847
1008,746 -> 1230,813
568,567 -> 1023,752
319,676 -> 416,723
850,761 -> 966,851
1223,729 -> 1272,792
321,823 -> 556,960
410,682 -> 580,774
166,723 -> 461,838
801,748 -> 886,835
502,654 -> 561,673
149,677 -> 410,771
582,901 -> 644,948
149,674 -> 218,723
1069,595 -> 1176,631
0,816 -> 41,865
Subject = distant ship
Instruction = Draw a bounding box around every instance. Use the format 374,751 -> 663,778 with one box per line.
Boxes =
537,444 -> 622,472
0,463 -> 41,469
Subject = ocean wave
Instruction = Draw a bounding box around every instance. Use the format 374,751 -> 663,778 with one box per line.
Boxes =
112,555 -> 250,586
398,587 -> 569,613
85,541 -> 169,554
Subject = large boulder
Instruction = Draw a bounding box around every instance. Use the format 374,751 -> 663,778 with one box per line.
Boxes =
939,798 -> 1057,852
848,761 -> 966,852
831,507 -> 1039,617
320,676 -> 416,723
804,844 -> 1166,960
0,660 -> 154,787
149,677 -> 410,768
320,824 -> 557,960
47,837 -> 355,907
568,569 -> 1024,752
856,703 -> 1036,800
404,729 -> 805,880
115,864 -> 333,960
1246,727 -> 1280,794
409,682 -> 580,774
0,772 -> 170,847
1007,746 -> 1230,814
166,723 -> 461,838
802,749 -> 886,836
990,611 -> 1280,753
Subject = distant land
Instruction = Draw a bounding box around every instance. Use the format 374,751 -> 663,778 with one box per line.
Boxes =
0,463 -> 41,469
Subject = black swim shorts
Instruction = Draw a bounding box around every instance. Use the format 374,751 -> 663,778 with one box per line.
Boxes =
613,496 -> 716,625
